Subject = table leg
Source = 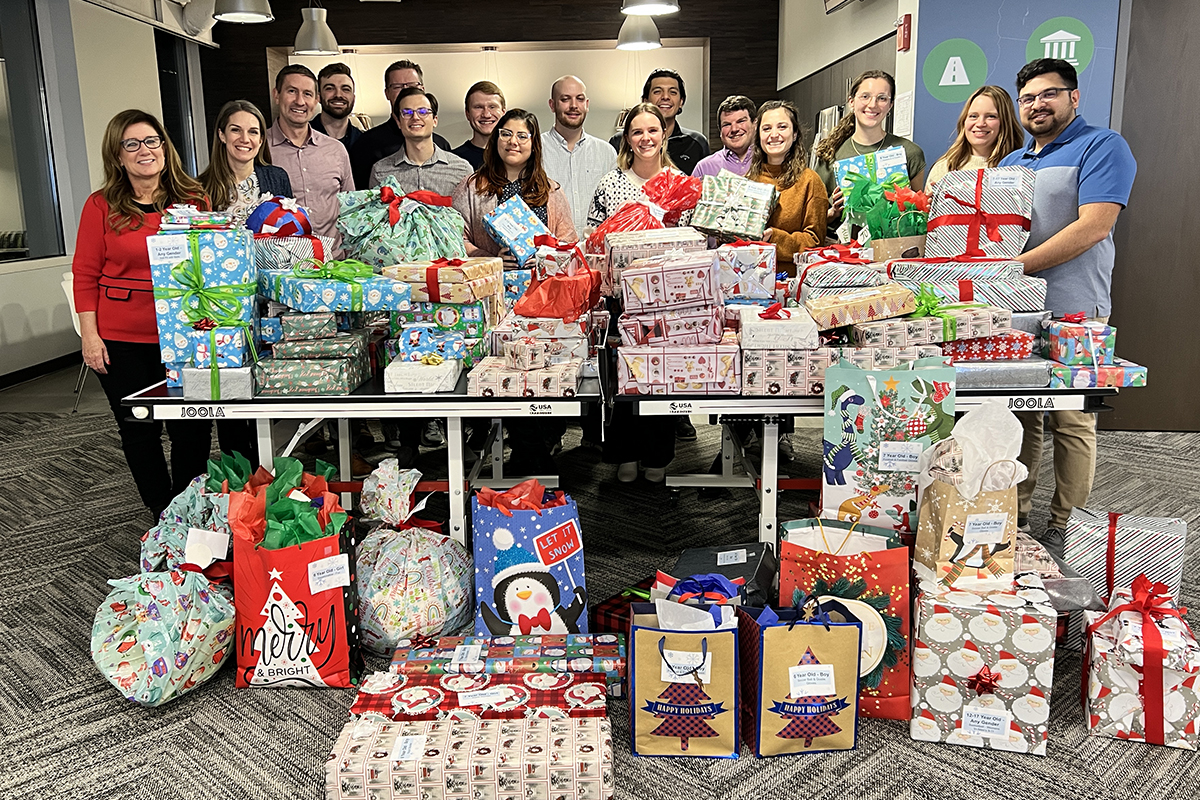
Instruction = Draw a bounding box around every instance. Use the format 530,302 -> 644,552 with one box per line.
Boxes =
491,417 -> 504,481
447,416 -> 467,546
337,418 -> 352,510
722,423 -> 736,478
759,417 -> 779,549
256,419 -> 274,470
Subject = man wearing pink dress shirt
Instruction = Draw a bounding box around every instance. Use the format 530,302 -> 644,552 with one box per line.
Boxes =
692,95 -> 757,179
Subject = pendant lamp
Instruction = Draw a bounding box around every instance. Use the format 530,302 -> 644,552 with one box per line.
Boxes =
621,0 -> 680,15
213,0 -> 273,23
616,15 -> 662,50
294,5 -> 339,56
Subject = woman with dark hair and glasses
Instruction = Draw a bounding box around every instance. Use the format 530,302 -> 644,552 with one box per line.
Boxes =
72,109 -> 213,522
451,107 -> 577,265
200,99 -> 293,227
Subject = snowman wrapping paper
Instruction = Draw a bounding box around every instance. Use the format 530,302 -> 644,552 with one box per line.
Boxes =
910,571 -> 1057,755
471,484 -> 589,637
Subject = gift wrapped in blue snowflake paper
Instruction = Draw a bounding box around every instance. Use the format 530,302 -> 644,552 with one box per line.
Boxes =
483,196 -> 550,267
263,259 -> 413,312
190,327 -> 249,368
336,178 -> 468,266
504,269 -> 532,309
386,326 -> 468,362
148,229 -> 256,366
258,316 -> 283,345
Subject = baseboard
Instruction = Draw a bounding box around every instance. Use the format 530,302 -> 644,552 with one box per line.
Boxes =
0,352 -> 82,390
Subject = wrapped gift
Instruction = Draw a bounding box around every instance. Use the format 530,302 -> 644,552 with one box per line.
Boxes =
280,311 -> 336,340
264,260 -> 413,312
189,327 -> 249,368
381,256 -> 502,304
894,277 -> 1047,313
885,257 -> 1025,282
148,229 -> 255,366
467,357 -> 581,397
833,345 -> 944,370
738,304 -> 819,350
618,305 -> 723,347
165,363 -> 183,388
742,348 -> 838,397
925,167 -> 1036,259
1063,509 -> 1186,616
803,284 -> 916,329
1044,319 -> 1116,366
533,236 -> 587,280
954,358 -> 1053,389
483,195 -> 551,266
621,251 -> 722,314
386,326 -> 468,362
181,365 -> 254,400
254,357 -> 359,396
324,717 -> 614,800
691,169 -> 779,240
1049,358 -> 1148,388
604,227 -> 706,296
503,269 -> 532,308
617,335 -> 741,395
910,572 -> 1057,755
391,300 -> 493,338
723,297 -> 776,331
1011,310 -> 1052,336
850,306 -> 1012,346
258,316 -> 282,345
383,356 -> 461,393
252,233 -> 336,271
491,313 -> 589,342
480,336 -> 584,367
716,241 -> 776,298
336,179 -> 467,265
503,337 -> 549,370
942,331 -> 1036,362
271,330 -> 371,389
833,146 -> 908,196
349,669 -> 608,720
1084,577 -> 1200,749
794,263 -> 885,291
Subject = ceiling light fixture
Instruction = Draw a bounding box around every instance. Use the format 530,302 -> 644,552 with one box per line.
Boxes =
621,0 -> 679,15
293,4 -> 339,56
616,15 -> 662,50
212,0 -> 273,23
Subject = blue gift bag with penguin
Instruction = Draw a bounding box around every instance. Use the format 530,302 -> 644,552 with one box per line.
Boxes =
471,481 -> 589,636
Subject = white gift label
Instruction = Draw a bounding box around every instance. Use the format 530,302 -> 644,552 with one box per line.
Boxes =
398,198 -> 422,215
963,513 -> 1010,547
961,706 -> 1011,738
875,146 -> 908,174
147,235 -> 189,263
661,649 -> 712,684
788,664 -> 836,697
451,644 -> 483,666
458,688 -> 507,706
878,440 -> 924,472
491,214 -> 528,240
716,548 -> 747,566
184,527 -> 230,568
390,734 -> 426,762
307,553 -> 350,594
987,172 -> 1022,191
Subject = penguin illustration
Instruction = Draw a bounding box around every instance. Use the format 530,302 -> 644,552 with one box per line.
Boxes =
480,528 -> 586,636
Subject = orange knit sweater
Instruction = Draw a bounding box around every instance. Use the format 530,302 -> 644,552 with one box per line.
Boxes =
754,164 -> 830,271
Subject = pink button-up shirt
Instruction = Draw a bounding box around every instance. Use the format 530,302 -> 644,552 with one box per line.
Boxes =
267,119 -> 354,253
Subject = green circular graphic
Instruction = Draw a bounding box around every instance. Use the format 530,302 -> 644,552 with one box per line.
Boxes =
922,39 -> 989,104
1026,17 -> 1095,74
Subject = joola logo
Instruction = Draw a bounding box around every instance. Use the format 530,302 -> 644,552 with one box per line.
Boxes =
181,406 -> 226,418
1008,397 -> 1054,410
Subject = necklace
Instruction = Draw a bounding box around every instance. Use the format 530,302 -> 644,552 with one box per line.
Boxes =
850,136 -> 881,157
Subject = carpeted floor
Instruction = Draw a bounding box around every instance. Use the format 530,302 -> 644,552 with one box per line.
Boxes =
1,411 -> 1198,800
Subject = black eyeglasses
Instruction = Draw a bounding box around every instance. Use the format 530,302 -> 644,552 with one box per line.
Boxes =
400,108 -> 433,118
121,136 -> 164,152
1017,87 -> 1072,108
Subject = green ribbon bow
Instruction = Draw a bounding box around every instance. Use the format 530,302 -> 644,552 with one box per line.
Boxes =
289,257 -> 376,311
843,171 -> 925,240
910,285 -> 991,340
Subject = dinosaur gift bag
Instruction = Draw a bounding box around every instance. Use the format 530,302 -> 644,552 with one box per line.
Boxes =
820,357 -> 956,532
472,480 -> 590,636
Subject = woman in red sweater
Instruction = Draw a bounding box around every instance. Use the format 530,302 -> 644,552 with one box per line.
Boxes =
73,109 -> 213,521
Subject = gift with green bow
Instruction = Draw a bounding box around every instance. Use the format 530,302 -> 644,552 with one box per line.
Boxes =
841,172 -> 930,243
336,176 -> 468,266
263,257 -> 413,313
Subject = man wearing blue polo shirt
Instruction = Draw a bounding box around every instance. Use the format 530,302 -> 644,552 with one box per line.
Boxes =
999,58 -> 1137,548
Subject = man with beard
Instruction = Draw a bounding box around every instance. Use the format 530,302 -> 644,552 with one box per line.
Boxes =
693,95 -> 755,178
609,68 -> 709,176
452,81 -> 505,171
541,75 -> 616,235
999,59 -> 1136,552
311,62 -> 362,151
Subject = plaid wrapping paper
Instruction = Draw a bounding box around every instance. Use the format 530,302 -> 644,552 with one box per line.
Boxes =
181,365 -> 254,400
503,270 -> 532,309
591,578 -> 654,635
190,327 -> 249,368
884,257 -> 1025,282
737,305 -> 820,350
716,243 -> 776,299
254,357 -> 360,396
691,171 -> 778,240
954,358 -> 1053,389
925,166 -> 1036,259
467,357 -> 581,397
391,300 -> 494,338
348,670 -> 609,720
324,717 -> 614,800
336,178 -> 468,266
280,311 -> 337,340
1049,358 -> 1148,389
263,270 -> 413,313
503,338 -> 549,370
253,233 -> 335,271
271,331 -> 372,387
383,357 -> 461,394
942,330 -> 1036,362
850,306 -> 1013,346
803,284 -> 916,329
385,326 -> 468,362
1045,320 -> 1116,366
483,195 -> 552,267
604,227 -> 707,298
618,305 -> 723,347
621,251 -> 722,315
617,335 -> 741,395
894,277 -> 1047,313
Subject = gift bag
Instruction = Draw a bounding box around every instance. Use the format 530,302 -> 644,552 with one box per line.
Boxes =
630,601 -> 740,757
641,170 -> 702,227
472,480 -> 589,636
738,601 -> 861,756
820,357 -> 956,532
230,458 -> 363,688
650,572 -> 745,605
513,263 -> 601,323
91,569 -> 235,707
779,518 -> 911,719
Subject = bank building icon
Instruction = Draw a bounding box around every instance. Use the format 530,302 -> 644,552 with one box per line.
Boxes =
1040,30 -> 1081,66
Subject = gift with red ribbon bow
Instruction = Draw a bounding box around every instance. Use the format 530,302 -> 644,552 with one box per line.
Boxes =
335,177 -> 466,266
381,256 -> 503,304
925,166 -> 1035,259
532,233 -> 587,280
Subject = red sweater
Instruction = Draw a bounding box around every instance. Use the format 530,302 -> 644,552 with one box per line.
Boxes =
72,192 -> 164,343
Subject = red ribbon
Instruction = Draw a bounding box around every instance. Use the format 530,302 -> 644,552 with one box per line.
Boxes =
926,169 -> 1030,256
398,516 -> 445,535
1063,312 -> 1088,323
1086,574 -> 1189,746
957,280 -> 975,302
1105,512 -> 1120,601
253,233 -> 326,261
380,187 -> 453,225
424,267 -> 443,303
518,608 -> 553,635
728,239 -> 772,248
967,666 -> 1001,696
259,205 -> 313,237
406,633 -> 438,650
532,234 -> 585,273
758,302 -> 787,320
803,243 -> 870,265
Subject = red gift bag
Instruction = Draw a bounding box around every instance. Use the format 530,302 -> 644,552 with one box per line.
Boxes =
642,171 -> 702,227
512,263 -> 602,323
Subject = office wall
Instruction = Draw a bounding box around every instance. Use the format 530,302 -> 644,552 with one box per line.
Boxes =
777,0 -> 898,89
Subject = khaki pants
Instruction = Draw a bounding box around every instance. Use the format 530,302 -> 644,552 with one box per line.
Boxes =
1016,315 -> 1108,529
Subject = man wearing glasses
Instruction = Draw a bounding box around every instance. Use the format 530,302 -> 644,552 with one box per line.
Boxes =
999,58 -> 1137,550
349,60 -> 452,190
367,87 -> 471,194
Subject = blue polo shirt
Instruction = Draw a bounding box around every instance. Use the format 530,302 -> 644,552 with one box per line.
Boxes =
999,116 -> 1136,317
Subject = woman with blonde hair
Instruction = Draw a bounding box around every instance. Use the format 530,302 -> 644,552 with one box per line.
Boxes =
200,99 -> 293,227
72,109 -> 212,521
926,86 -> 1025,187
586,103 -> 678,228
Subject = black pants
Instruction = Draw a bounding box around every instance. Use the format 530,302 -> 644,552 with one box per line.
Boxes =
216,419 -> 258,465
95,340 -> 212,515
602,402 -> 675,469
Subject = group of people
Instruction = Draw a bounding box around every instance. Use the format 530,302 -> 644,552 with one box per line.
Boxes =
72,55 -> 1134,546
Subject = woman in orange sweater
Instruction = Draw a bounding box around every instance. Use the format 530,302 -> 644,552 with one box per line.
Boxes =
746,100 -> 829,270
73,109 -> 213,521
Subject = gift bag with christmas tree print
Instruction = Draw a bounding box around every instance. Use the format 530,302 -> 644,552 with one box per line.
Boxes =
737,600 -> 861,757
820,357 -> 956,532
630,602 -> 740,758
